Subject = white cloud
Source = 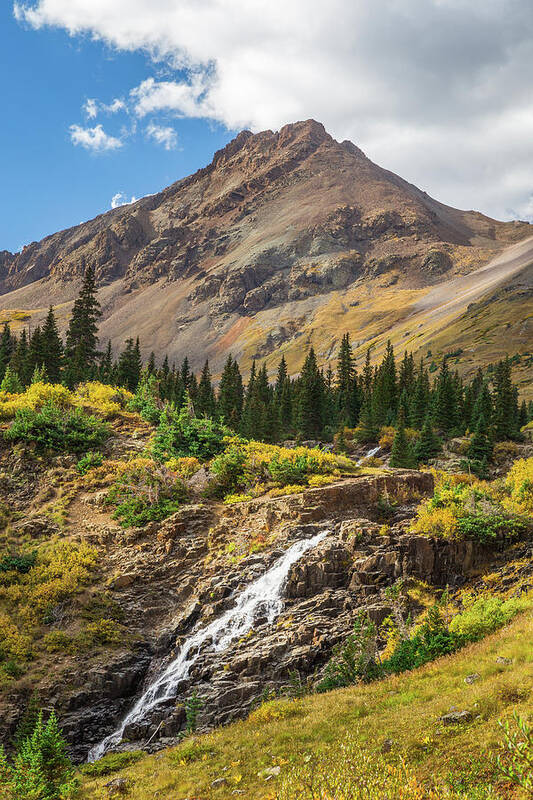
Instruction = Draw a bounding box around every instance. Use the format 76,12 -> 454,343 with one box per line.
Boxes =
14,0 -> 533,219
84,98 -> 98,119
111,191 -> 137,208
146,122 -> 178,150
69,123 -> 123,152
83,97 -> 126,119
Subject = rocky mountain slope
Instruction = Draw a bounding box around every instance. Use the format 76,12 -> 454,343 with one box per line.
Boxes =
0,120 -> 531,384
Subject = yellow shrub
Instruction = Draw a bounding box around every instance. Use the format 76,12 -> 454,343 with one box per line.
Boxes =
165,456 -> 201,479
74,382 -> 134,417
411,503 -> 458,538
25,382 -> 74,409
0,391 -> 28,419
248,698 -> 301,724
307,473 -> 339,487
268,484 -> 306,497
504,457 -> 533,515
0,611 -> 32,661
379,426 -> 418,451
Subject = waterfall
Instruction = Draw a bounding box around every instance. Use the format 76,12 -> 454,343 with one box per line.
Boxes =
89,530 -> 327,761
356,445 -> 381,466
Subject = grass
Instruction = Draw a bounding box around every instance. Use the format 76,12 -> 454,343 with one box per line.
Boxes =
78,607 -> 533,799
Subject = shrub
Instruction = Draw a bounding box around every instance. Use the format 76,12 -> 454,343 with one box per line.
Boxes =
74,381 -> 134,418
80,750 -> 143,777
504,457 -> 533,515
449,593 -> 529,642
382,604 -> 460,674
0,552 -> 36,575
152,405 -> 231,461
24,382 -> 73,410
105,459 -> 187,527
209,445 -> 247,497
316,612 -> 381,692
165,456 -> 201,479
76,451 -> 104,475
5,403 -> 109,454
128,373 -> 162,424
248,698 -> 301,724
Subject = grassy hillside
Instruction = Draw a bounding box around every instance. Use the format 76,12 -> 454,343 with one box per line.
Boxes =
80,608 -> 533,799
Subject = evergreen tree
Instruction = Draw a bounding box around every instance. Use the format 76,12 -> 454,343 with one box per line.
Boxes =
196,360 -> 216,418
518,399 -> 528,429
99,341 -> 113,384
147,351 -> 156,374
467,413 -> 493,463
411,360 -> 430,429
117,338 -> 142,391
492,357 -> 519,440
413,415 -> 441,464
64,266 -> 101,385
0,323 -> 13,383
41,306 -> 63,382
0,365 -> 22,393
27,326 -> 44,378
295,347 -> 324,439
217,355 -> 243,430
336,333 -> 355,425
432,359 -> 456,435
10,329 -> 30,387
390,409 -> 414,468
357,400 -> 379,443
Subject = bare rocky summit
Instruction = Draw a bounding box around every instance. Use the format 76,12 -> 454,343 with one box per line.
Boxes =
0,119 -> 531,375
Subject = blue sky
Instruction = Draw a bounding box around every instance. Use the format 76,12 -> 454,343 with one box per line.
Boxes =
2,1 -> 532,255
0,8 -> 235,253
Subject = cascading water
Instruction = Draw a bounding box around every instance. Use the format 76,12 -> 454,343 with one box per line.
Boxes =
89,530 -> 327,761
356,445 -> 381,466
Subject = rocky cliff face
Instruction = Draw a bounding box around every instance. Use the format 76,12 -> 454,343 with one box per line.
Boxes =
2,463 -> 526,763
1,120 -> 530,376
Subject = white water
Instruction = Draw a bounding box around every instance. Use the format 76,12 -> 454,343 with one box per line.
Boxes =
89,531 -> 327,761
356,445 -> 381,466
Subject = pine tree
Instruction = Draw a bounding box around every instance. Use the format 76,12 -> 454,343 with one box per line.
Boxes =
413,415 -> 441,464
99,341 -> 113,384
411,360 -> 430,429
357,400 -> 379,443
64,266 -> 101,385
217,355 -> 243,430
117,338 -> 142,391
0,323 -> 13,383
390,409 -> 414,469
10,329 -> 30,387
336,333 -> 355,425
41,306 -> 63,382
147,351 -> 156,375
295,347 -> 324,439
27,326 -> 44,378
467,413 -> 493,463
196,360 -> 216,418
518,399 -> 528,429
492,357 -> 519,441
432,359 -> 456,435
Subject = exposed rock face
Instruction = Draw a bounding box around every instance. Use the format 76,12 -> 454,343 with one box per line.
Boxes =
0,119 -> 529,375
1,469 -> 522,762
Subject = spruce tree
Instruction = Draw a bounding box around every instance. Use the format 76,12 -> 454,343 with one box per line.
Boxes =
336,333 -> 355,425
295,347 -> 324,439
467,413 -> 493,463
64,266 -> 101,384
357,400 -> 379,443
390,409 -> 414,468
493,357 -> 519,440
0,323 -> 13,383
413,415 -> 441,464
197,360 -> 216,418
117,338 -> 142,391
41,306 -> 63,383
432,359 -> 456,435
10,329 -> 30,387
217,355 -> 243,431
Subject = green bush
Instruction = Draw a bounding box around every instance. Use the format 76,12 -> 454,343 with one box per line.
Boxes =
128,372 -> 162,425
382,605 -> 460,674
105,459 -> 187,528
268,454 -> 311,485
456,513 -> 529,543
449,594 -> 528,642
76,451 -> 104,475
209,445 -> 247,497
5,403 -> 109,454
0,552 -> 36,575
152,404 -> 230,461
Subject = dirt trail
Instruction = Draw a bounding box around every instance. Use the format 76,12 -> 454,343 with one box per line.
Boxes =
412,235 -> 533,321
